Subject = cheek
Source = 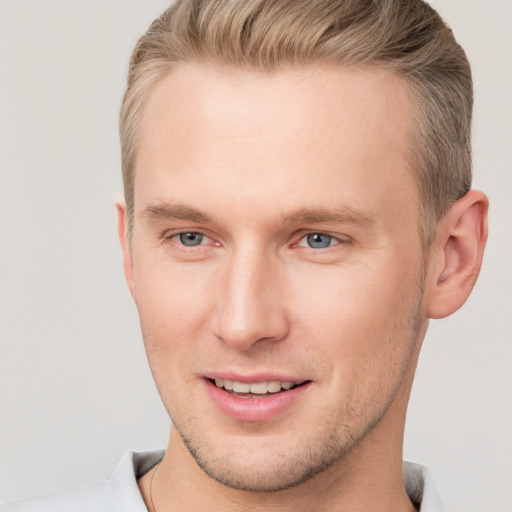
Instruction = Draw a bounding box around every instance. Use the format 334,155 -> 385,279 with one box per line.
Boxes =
292,262 -> 424,421
290,258 -> 422,364
132,257 -> 215,362
133,262 -> 210,411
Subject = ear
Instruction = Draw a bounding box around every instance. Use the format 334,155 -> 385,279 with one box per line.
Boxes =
426,190 -> 488,319
116,200 -> 136,299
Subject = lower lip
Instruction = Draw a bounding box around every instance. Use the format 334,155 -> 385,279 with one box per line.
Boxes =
204,379 -> 311,422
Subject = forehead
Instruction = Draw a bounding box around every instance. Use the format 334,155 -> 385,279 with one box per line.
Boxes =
134,63 -> 418,233
139,63 -> 412,157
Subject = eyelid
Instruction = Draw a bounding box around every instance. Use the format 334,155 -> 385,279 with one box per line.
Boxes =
164,229 -> 218,247
161,228 -> 350,250
294,231 -> 350,248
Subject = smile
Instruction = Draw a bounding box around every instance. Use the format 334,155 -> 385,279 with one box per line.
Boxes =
213,378 -> 300,396
205,377 -> 311,421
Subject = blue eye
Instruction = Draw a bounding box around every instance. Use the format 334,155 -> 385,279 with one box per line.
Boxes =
178,232 -> 204,246
299,233 -> 336,249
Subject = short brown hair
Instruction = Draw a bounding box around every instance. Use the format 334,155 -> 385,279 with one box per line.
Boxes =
120,0 -> 473,247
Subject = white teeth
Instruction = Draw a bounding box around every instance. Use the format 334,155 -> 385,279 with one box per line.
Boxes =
232,381 -> 250,393
249,382 -> 268,394
267,381 -> 282,393
213,379 -> 299,394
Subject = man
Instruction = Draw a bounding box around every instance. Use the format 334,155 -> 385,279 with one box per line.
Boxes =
2,0 -> 488,510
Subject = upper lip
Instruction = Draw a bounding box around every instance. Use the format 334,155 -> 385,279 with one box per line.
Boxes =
204,372 -> 310,384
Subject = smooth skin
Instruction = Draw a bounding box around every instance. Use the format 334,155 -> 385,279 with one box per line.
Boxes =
117,64 -> 488,512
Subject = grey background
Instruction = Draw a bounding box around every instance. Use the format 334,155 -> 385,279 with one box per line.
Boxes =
0,1 -> 511,510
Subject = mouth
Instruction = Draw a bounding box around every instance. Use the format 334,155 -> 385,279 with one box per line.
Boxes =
204,376 -> 312,421
208,378 -> 308,398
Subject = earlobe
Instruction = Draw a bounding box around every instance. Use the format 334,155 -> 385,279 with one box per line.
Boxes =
116,200 -> 136,299
426,190 -> 488,319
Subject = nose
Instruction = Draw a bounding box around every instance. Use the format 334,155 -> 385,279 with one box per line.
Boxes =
213,248 -> 289,351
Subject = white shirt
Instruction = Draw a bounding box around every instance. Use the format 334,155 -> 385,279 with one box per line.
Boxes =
1,451 -> 443,511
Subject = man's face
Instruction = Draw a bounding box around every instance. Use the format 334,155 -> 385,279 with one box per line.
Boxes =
125,64 -> 429,491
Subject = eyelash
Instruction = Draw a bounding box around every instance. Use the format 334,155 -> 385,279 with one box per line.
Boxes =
164,230 -> 348,250
295,232 -> 345,249
165,231 -> 216,248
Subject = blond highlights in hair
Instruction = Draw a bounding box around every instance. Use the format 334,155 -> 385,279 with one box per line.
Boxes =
120,0 -> 473,247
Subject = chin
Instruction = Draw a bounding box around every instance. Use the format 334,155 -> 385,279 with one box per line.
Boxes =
189,445 -> 340,492
172,417 -> 357,492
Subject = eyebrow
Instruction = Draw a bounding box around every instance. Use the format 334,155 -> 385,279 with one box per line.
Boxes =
281,206 -> 376,227
143,203 -> 211,223
142,202 -> 376,227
